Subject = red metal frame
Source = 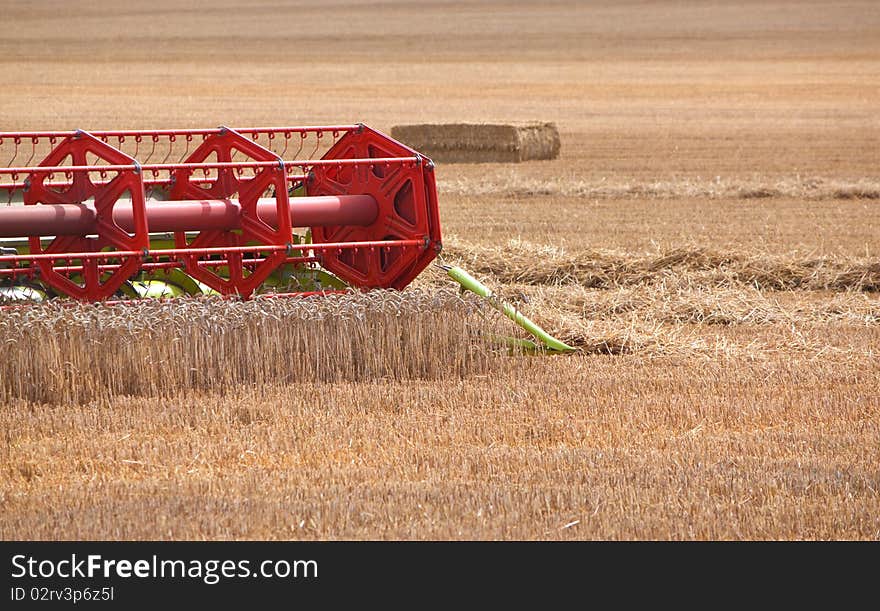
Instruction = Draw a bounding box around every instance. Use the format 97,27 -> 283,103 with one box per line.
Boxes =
21,131 -> 149,301
309,126 -> 441,289
0,126 -> 441,302
166,127 -> 294,297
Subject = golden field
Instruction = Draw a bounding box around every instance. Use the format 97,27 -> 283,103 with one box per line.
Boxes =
1,0 -> 878,539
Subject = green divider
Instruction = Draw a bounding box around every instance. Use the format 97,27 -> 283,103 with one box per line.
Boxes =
441,265 -> 576,353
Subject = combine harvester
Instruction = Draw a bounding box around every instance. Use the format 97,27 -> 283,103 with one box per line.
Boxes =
0,125 -> 440,301
0,124 -> 571,352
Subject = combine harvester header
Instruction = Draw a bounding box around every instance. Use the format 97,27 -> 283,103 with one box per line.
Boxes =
0,125 -> 441,301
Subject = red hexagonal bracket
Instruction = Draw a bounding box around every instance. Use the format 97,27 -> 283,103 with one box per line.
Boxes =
23,131 -> 149,301
169,127 -> 292,297
307,126 -> 441,289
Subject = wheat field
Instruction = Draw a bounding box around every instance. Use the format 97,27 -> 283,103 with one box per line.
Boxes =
1,0 -> 878,539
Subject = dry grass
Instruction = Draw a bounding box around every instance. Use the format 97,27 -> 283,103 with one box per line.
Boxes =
1,0 -> 879,540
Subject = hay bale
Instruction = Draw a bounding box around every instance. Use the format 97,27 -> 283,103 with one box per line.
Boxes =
391,122 -> 560,163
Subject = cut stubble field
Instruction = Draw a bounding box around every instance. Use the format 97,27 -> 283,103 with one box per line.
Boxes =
1,0 -> 878,539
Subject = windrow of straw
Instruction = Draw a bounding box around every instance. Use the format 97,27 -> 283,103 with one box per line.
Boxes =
493,284 -> 880,358
437,173 -> 880,200
0,290 -> 504,405
442,242 -> 880,292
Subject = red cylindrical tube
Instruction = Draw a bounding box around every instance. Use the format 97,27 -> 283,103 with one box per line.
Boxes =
0,194 -> 378,238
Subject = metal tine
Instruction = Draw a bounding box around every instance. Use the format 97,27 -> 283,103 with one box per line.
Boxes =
181,134 -> 192,164
280,131 -> 290,158
160,135 -> 175,165
5,137 -> 21,168
143,135 -> 158,164
143,136 -> 159,199
309,131 -> 322,160
23,137 -> 37,168
266,131 -> 276,157
292,132 -> 305,160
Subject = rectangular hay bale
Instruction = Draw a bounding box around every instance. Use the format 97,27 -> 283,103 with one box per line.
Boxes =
390,122 -> 560,163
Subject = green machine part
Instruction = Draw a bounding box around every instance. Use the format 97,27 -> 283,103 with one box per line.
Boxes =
0,285 -> 47,302
441,265 -> 576,353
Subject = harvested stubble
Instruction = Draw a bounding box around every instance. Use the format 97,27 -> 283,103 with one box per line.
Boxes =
3,349 -> 878,540
0,290 -> 504,405
391,123 -> 560,163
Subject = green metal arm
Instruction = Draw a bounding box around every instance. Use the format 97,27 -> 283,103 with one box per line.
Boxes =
440,265 -> 575,353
